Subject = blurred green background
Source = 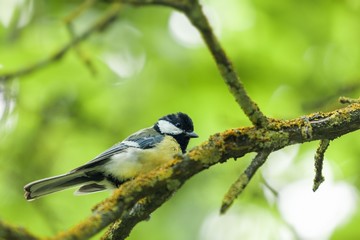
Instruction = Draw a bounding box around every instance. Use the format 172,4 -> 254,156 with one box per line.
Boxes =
0,0 -> 360,239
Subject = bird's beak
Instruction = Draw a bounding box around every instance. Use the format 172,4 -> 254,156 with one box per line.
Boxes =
186,131 -> 199,138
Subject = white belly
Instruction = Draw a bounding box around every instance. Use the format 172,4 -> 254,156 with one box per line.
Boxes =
103,136 -> 181,180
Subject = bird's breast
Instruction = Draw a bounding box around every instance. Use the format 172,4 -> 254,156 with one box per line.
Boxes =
104,136 -> 181,180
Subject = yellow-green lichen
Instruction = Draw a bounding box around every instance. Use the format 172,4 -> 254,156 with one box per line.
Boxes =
221,173 -> 249,214
187,133 -> 224,165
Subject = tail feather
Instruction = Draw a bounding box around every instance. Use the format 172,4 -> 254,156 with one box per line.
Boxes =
24,171 -> 92,201
74,183 -> 108,195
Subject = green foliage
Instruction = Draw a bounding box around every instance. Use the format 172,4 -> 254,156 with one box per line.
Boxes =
0,0 -> 359,239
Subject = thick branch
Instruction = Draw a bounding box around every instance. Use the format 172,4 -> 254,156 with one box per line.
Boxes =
3,104 -> 359,240
49,103 -> 359,239
1,1 -> 359,239
101,190 -> 173,240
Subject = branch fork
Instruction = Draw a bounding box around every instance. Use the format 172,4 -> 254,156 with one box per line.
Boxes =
0,0 -> 359,239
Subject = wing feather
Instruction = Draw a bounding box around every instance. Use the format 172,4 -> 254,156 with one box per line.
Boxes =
70,144 -> 128,172
70,127 -> 164,172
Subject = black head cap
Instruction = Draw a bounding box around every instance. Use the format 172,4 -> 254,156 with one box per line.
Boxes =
154,112 -> 198,153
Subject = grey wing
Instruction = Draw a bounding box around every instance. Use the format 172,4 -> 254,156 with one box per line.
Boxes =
130,135 -> 164,149
70,143 -> 129,172
70,127 -> 164,172
126,127 -> 164,149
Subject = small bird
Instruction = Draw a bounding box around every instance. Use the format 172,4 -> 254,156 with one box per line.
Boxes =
24,112 -> 198,201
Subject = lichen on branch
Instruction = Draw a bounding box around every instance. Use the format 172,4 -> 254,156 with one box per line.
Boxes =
52,103 -> 360,240
0,0 -> 359,239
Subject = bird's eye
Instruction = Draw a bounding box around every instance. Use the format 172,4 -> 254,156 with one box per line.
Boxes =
175,123 -> 181,128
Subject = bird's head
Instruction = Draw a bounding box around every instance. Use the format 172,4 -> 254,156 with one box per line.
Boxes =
154,112 -> 198,153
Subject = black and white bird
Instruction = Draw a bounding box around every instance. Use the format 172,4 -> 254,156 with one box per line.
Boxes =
24,112 -> 198,201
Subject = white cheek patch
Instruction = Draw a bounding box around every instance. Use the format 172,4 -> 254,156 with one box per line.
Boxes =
157,120 -> 183,135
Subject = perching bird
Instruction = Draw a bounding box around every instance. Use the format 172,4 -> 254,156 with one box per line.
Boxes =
24,112 -> 198,201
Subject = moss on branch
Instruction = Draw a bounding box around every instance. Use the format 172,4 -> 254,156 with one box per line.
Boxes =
3,105 -> 359,240
50,103 -> 360,239
0,0 -> 359,238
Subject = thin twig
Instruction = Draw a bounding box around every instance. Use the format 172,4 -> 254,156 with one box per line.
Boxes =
313,139 -> 330,191
64,0 -> 98,75
261,174 -> 279,198
0,3 -> 122,82
114,0 -> 188,10
221,151 -> 271,214
65,23 -> 98,75
62,0 -> 96,24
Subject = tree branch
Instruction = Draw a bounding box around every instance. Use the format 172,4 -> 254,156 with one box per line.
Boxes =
64,0 -> 98,76
221,150 -> 271,214
313,139 -> 330,191
2,105 -> 359,240
0,220 -> 38,240
2,99 -> 357,240
101,191 -> 173,240
1,0 -> 269,128
118,0 -> 269,126
1,1 -> 359,239
181,0 -> 269,127
47,102 -> 360,239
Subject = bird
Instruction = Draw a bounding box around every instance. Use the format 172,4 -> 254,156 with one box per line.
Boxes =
24,112 -> 198,201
